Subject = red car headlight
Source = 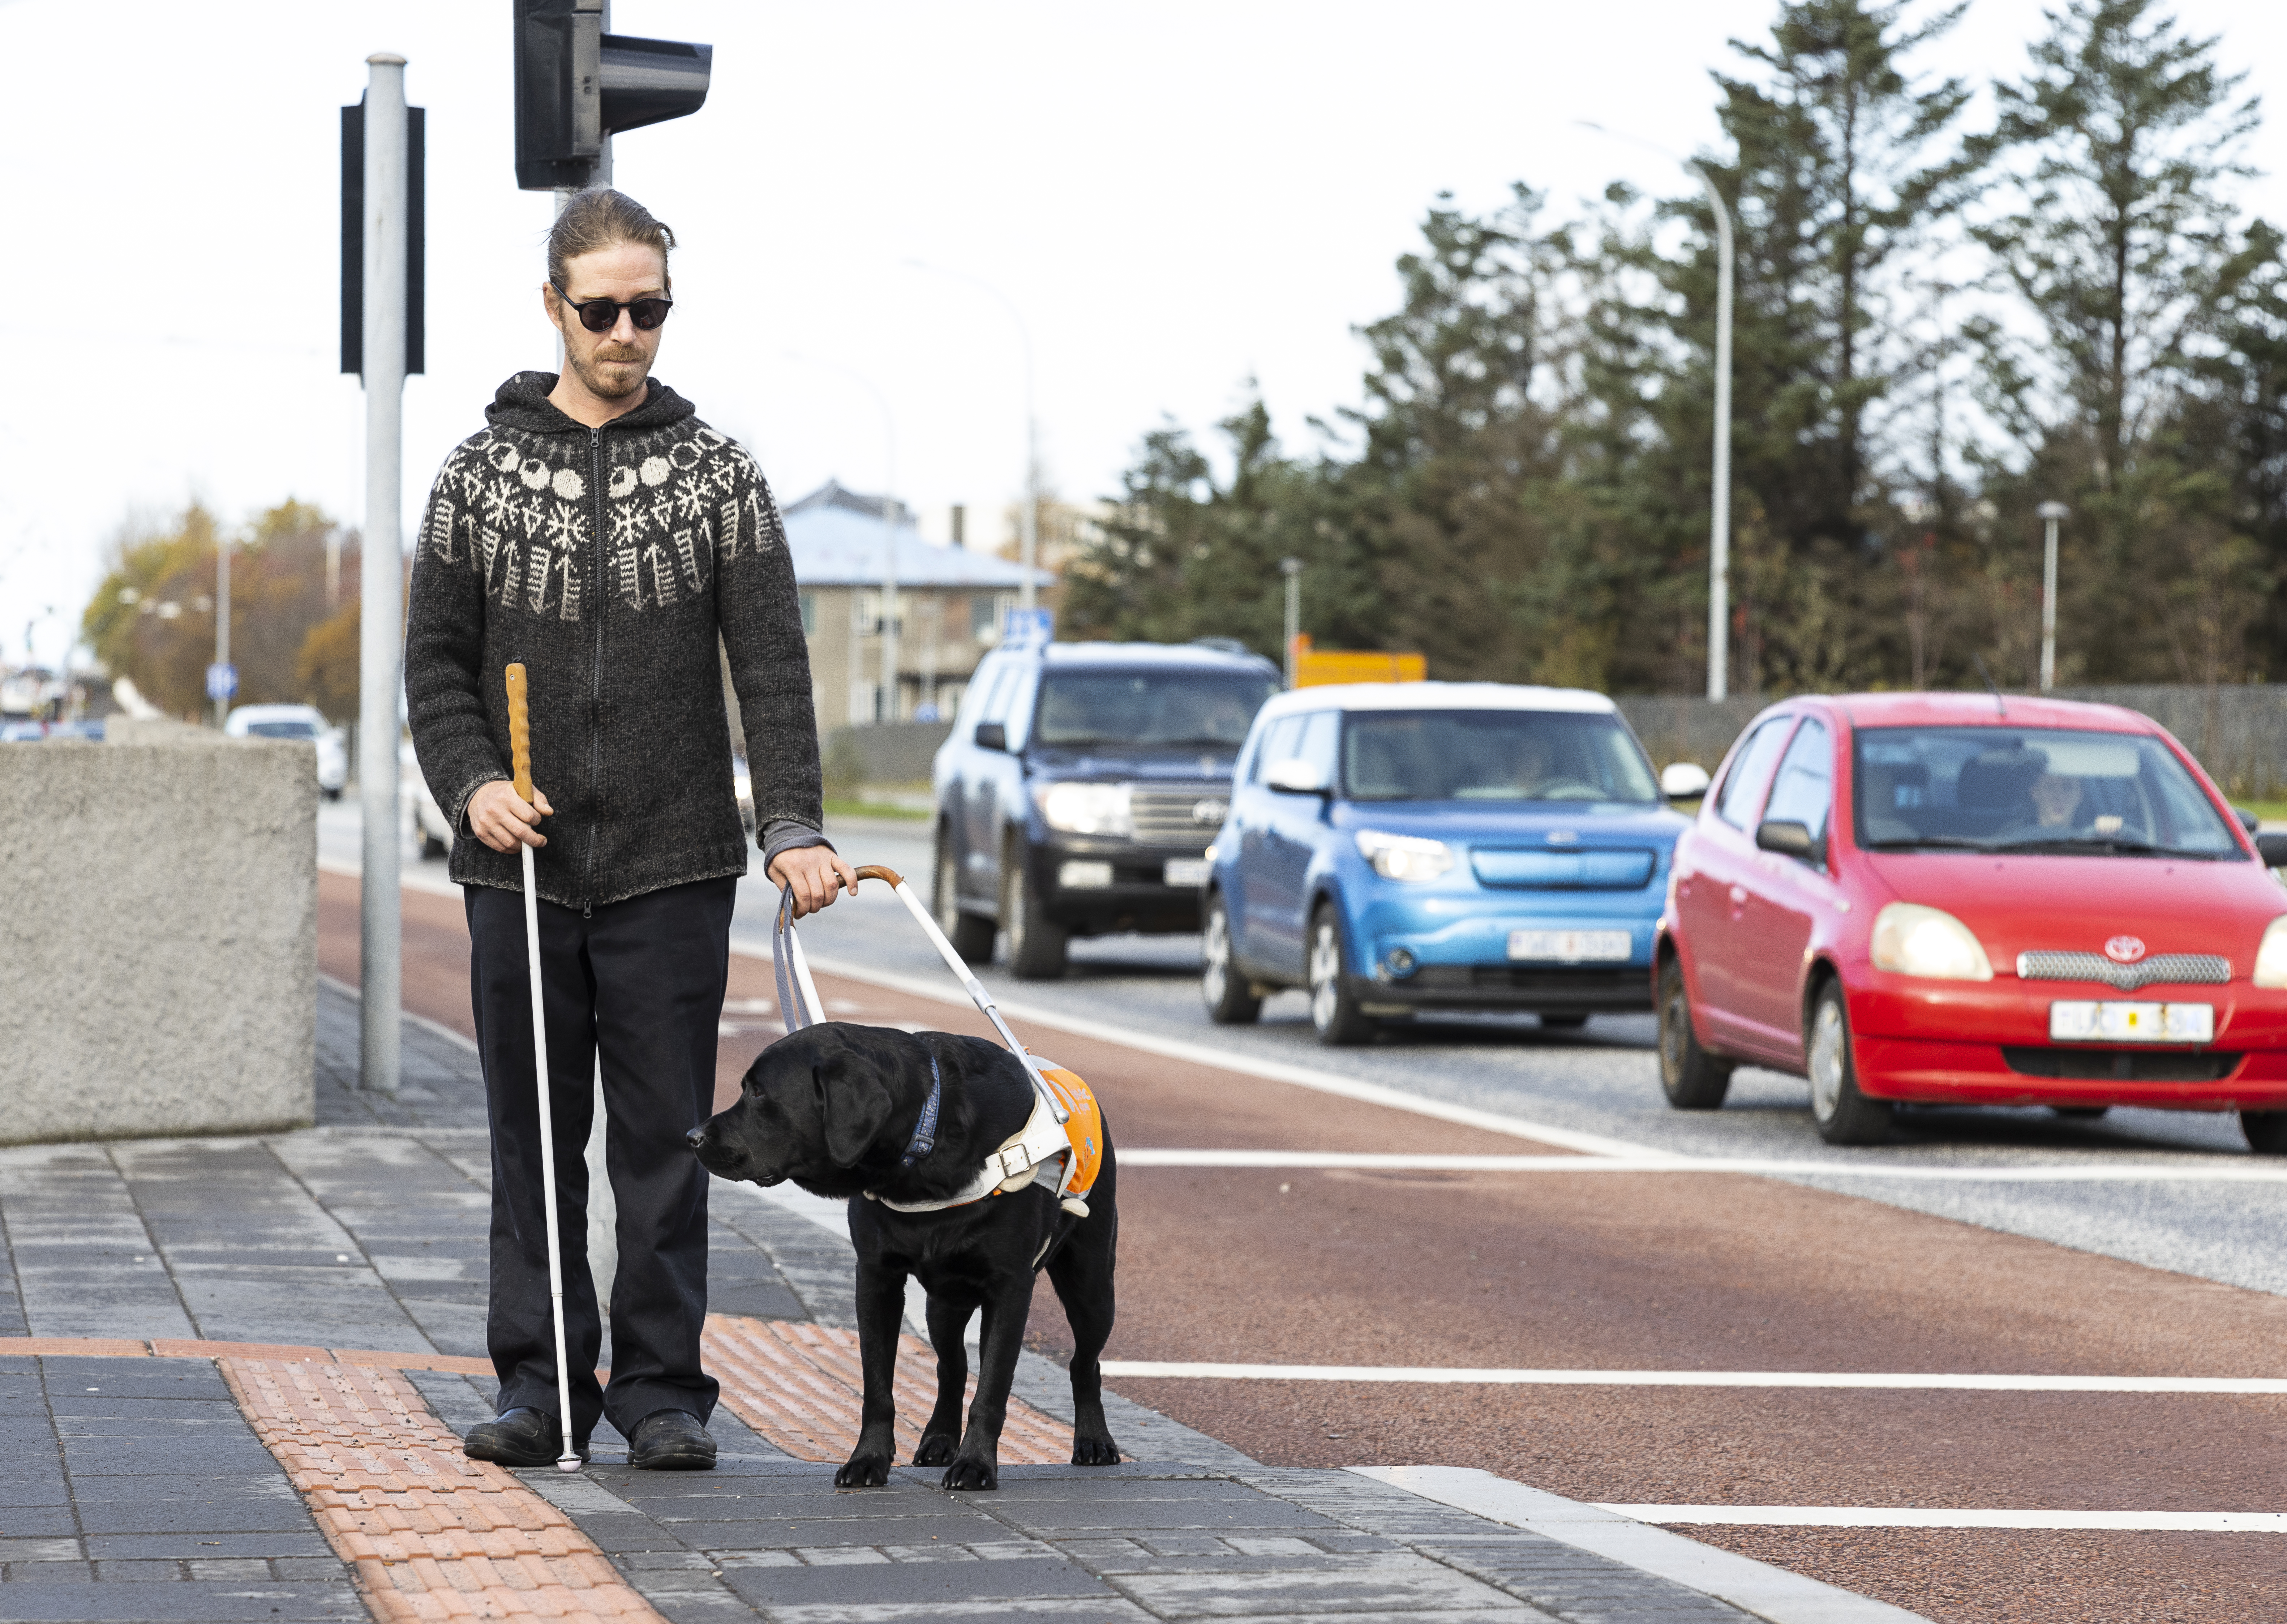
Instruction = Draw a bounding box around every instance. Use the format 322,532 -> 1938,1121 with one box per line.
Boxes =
2255,916 -> 2287,989
1870,902 -> 1994,981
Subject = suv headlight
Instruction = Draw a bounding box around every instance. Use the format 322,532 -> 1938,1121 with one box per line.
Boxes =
1870,902 -> 1994,981
1036,780 -> 1132,836
1354,829 -> 1455,883
2254,917 -> 2287,988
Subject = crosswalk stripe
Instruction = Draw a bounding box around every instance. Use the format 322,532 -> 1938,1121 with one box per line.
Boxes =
1602,1505 -> 2287,1531
1101,1362 -> 2287,1392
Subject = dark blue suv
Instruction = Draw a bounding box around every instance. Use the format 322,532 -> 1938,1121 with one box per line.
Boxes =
931,639 -> 1279,978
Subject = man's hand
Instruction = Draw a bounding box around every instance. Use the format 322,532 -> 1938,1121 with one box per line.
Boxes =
769,844 -> 859,918
469,779 -> 553,853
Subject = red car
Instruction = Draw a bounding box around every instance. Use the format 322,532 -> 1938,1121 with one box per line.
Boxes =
1656,693 -> 2287,1148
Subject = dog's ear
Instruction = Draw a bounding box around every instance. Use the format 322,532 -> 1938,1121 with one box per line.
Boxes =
815,1048 -> 896,1168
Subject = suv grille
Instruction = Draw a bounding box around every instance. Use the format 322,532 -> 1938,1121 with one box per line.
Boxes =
1128,783 -> 1226,847
2015,951 -> 2230,991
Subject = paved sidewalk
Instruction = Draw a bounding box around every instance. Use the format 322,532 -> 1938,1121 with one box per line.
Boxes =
0,988 -> 1919,1623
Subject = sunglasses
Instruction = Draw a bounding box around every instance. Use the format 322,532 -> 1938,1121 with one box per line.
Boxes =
551,283 -> 674,333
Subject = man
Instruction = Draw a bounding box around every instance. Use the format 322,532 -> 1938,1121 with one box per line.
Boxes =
406,188 -> 855,1471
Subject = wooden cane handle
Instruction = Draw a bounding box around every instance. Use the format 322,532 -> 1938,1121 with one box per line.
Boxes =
505,664 -> 533,803
853,864 -> 905,889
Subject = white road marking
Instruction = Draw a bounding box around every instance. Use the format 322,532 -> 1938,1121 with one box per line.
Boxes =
1116,1148 -> 2287,1181
763,943 -> 1666,1159
1354,1467 -> 1930,1623
1102,1362 -> 2287,1393
1601,1505 -> 2287,1532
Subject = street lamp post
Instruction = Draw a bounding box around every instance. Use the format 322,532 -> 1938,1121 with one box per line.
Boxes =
1696,167 -> 1734,703
1575,124 -> 1734,700
904,261 -> 1039,611
784,352 -> 898,722
1280,558 -> 1303,689
213,534 -> 232,728
2037,502 -> 2069,691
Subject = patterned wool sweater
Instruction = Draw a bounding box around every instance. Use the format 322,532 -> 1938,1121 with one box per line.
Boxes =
405,371 -> 825,908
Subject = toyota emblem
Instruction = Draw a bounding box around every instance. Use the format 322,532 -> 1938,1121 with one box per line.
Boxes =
2104,935 -> 2147,964
1192,797 -> 1228,826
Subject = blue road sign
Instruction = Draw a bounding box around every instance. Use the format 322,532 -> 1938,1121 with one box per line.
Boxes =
1003,607 -> 1054,648
206,663 -> 238,701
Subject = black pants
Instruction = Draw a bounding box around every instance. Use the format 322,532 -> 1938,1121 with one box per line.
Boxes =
464,875 -> 735,1439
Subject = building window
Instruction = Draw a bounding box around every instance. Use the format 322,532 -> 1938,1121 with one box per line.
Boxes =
799,592 -> 818,637
971,591 -> 1018,646
852,592 -> 900,636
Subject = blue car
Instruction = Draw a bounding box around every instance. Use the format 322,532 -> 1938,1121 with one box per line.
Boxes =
1202,683 -> 1691,1044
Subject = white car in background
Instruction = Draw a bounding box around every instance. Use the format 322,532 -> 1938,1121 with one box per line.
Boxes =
397,746 -> 752,862
400,739 -> 455,860
226,703 -> 348,798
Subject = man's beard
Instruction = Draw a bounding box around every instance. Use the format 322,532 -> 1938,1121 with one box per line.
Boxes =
567,343 -> 650,400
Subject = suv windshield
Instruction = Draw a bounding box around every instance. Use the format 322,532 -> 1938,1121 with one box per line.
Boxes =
1855,725 -> 2241,858
1342,710 -> 1660,804
1034,672 -> 1274,749
245,720 -> 318,740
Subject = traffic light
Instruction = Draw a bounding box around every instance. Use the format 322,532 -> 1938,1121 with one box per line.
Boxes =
513,0 -> 712,192
340,95 -> 425,377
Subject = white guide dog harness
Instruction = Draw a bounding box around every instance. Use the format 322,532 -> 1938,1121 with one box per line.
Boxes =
772,877 -> 1103,1221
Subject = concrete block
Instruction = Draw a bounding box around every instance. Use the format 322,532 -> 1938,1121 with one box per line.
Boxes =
0,736 -> 315,1144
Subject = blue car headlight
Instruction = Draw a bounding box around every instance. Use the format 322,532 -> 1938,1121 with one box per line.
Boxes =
1354,829 -> 1455,883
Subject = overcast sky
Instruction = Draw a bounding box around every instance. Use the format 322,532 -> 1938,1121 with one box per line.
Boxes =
4,0 -> 2281,669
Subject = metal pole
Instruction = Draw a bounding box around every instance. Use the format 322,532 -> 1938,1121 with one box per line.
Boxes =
1021,410 -> 1039,614
1692,166 -> 1734,703
2037,502 -> 2069,692
1280,557 -> 1302,689
901,262 -> 1037,610
881,495 -> 901,722
359,51 -> 407,1097
214,535 -> 231,727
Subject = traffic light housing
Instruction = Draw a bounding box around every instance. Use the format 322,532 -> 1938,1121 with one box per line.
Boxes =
513,0 -> 712,191
340,96 -> 425,377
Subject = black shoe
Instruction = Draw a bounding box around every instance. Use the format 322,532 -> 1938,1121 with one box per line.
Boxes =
463,1407 -> 588,1467
629,1409 -> 716,1471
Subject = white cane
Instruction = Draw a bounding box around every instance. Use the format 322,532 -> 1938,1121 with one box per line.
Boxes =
505,664 -> 582,1473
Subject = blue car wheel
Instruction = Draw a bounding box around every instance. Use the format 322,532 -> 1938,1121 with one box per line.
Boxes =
1308,903 -> 1377,1046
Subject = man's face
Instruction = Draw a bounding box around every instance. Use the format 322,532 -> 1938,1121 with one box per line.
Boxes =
543,240 -> 669,401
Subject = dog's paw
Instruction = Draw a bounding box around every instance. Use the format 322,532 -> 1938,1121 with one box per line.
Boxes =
1071,1433 -> 1122,1466
941,1454 -> 999,1491
910,1433 -> 957,1467
834,1453 -> 892,1488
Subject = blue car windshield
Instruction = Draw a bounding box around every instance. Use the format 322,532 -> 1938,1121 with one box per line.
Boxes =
1034,673 -> 1275,749
1342,710 -> 1660,804
1854,726 -> 2241,857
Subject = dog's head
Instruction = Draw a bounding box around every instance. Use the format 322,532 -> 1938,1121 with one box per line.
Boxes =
688,1023 -> 913,1196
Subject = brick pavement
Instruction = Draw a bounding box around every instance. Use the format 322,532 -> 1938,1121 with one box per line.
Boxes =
0,985 -> 1908,1622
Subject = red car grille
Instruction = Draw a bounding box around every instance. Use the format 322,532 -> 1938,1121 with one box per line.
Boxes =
2014,951 -> 2230,991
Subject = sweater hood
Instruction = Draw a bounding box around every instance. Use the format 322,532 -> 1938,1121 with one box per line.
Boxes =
484,369 -> 698,437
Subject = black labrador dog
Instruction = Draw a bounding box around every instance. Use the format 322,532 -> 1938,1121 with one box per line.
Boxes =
688,1021 -> 1119,1490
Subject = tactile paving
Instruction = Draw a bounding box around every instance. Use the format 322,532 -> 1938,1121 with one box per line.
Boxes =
219,1356 -> 661,1623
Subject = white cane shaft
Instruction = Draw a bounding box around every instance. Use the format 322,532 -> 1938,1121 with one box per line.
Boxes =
889,880 -> 1068,1125
522,844 -> 578,1465
782,918 -> 828,1026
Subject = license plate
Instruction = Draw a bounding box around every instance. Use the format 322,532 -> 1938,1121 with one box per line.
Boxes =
2048,1001 -> 2214,1043
1507,929 -> 1631,963
1163,858 -> 1211,887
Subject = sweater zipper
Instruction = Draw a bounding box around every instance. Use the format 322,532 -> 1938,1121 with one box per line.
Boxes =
585,425 -> 605,913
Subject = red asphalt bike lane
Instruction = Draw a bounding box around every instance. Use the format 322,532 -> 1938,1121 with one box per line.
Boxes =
321,871 -> 2287,1624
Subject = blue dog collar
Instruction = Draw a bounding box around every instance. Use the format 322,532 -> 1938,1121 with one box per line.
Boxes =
899,1053 -> 942,1170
